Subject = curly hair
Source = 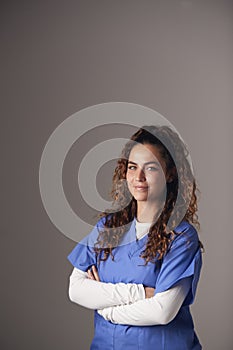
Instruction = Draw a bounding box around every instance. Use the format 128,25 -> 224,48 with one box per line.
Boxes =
94,125 -> 202,265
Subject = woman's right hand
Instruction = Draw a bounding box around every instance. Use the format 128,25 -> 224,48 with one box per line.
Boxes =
87,265 -> 101,282
144,286 -> 155,298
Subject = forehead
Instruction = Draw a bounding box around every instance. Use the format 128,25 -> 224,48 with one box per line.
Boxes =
128,143 -> 164,165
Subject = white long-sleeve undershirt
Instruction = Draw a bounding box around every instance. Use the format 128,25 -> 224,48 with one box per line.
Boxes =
97,278 -> 190,326
68,220 -> 191,325
68,267 -> 145,309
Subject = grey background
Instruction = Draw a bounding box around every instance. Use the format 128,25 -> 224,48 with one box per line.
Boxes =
1,0 -> 233,349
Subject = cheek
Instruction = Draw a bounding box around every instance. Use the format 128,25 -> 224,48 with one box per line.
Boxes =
158,178 -> 167,192
150,173 -> 166,186
126,174 -> 135,192
126,172 -> 132,183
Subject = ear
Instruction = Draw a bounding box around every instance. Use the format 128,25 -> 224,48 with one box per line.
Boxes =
166,166 -> 176,183
166,176 -> 173,183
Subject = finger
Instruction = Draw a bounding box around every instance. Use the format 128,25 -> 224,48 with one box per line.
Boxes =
92,265 -> 100,282
87,269 -> 95,280
144,287 -> 155,298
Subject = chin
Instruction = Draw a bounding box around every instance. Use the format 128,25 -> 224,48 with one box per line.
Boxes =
133,195 -> 148,201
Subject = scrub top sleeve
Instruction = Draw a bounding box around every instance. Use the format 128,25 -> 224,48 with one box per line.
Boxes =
67,217 -> 105,272
155,222 -> 202,305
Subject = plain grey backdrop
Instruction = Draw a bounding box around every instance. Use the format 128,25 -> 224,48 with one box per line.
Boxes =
1,0 -> 233,349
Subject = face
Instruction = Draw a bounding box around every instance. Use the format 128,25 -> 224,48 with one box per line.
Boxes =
126,143 -> 169,204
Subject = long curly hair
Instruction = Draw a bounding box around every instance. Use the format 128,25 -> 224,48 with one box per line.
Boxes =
94,125 -> 201,265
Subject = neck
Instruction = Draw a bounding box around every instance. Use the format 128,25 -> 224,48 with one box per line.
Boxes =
136,200 -> 164,223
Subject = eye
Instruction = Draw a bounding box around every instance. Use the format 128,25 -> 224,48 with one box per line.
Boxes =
127,165 -> 137,170
146,166 -> 159,171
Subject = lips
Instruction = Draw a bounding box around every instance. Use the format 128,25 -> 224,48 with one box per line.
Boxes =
134,186 -> 148,190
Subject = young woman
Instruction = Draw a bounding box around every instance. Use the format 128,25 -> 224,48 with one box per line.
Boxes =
67,125 -> 203,350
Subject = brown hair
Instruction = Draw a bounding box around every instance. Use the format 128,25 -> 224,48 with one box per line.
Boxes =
94,125 -> 201,265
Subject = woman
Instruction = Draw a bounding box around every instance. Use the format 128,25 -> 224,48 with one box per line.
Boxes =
67,125 -> 203,349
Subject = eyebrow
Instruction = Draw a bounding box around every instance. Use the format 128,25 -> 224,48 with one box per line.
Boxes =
128,161 -> 160,166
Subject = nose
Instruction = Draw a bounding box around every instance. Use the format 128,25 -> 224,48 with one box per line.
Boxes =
135,168 -> 146,181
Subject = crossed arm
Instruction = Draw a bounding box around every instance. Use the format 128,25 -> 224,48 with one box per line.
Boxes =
68,266 -> 146,309
68,266 -> 190,326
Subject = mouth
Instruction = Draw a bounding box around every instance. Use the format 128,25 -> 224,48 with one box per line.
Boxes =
134,186 -> 148,191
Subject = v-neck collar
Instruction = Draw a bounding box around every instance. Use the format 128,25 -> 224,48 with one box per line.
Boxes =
118,217 -> 149,258
119,217 -> 137,246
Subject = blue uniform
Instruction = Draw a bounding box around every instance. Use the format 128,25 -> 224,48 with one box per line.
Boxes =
67,217 -> 202,349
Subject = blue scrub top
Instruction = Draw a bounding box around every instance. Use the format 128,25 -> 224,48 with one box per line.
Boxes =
67,217 -> 202,350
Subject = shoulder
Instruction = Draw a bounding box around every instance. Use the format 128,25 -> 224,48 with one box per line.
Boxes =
77,216 -> 106,248
96,215 -> 107,228
171,220 -> 200,251
174,220 -> 199,238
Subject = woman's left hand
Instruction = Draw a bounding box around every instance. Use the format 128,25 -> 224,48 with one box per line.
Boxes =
87,265 -> 101,282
